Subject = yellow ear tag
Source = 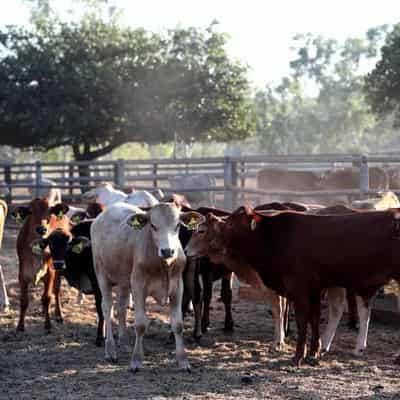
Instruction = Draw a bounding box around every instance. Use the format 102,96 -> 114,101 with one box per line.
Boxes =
16,213 -> 23,225
129,216 -> 142,230
250,219 -> 257,231
187,217 -> 197,230
32,243 -> 43,256
71,215 -> 81,224
57,211 -> 64,220
72,242 -> 83,254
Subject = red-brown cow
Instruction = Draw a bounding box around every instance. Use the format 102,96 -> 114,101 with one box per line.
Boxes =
16,199 -> 69,333
186,205 -> 400,366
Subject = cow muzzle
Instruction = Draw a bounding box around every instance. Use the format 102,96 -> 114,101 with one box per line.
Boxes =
159,248 -> 177,268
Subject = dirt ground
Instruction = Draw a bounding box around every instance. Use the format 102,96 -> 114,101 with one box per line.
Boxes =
1,226 -> 400,400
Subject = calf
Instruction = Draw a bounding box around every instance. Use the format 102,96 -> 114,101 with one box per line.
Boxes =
91,202 -> 202,371
33,219 -> 102,345
16,198 -> 65,332
186,205 -> 400,366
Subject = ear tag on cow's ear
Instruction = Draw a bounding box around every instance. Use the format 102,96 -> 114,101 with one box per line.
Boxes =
71,214 -> 81,224
32,243 -> 43,256
250,219 -> 257,231
57,211 -> 64,220
16,213 -> 23,226
187,217 -> 198,230
128,215 -> 143,230
72,242 -> 84,254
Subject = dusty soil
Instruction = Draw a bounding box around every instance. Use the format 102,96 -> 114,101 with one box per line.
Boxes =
1,226 -> 400,400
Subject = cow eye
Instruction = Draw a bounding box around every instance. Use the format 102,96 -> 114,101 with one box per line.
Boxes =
151,223 -> 158,231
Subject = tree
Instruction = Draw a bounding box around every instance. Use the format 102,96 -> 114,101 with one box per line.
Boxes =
255,26 -> 394,154
0,20 -> 254,161
365,24 -> 400,127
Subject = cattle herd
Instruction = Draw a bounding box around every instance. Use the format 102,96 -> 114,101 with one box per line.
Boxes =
1,175 -> 400,374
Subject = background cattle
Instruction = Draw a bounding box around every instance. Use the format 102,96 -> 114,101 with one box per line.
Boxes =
27,178 -> 62,207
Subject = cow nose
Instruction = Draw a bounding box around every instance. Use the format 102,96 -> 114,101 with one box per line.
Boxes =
36,226 -> 47,236
53,260 -> 66,271
160,248 -> 174,259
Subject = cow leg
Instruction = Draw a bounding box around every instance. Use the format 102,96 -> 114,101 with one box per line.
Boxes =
53,271 -> 63,323
322,287 -> 345,354
92,281 -> 104,346
346,289 -> 358,331
221,273 -> 234,332
16,278 -> 29,332
354,295 -> 372,356
0,265 -> 10,312
98,276 -> 117,362
293,297 -> 311,367
117,285 -> 130,347
182,257 -> 196,318
308,291 -> 321,360
192,263 -> 203,340
170,276 -> 190,372
201,270 -> 212,333
269,289 -> 285,351
42,271 -> 55,333
130,282 -> 148,373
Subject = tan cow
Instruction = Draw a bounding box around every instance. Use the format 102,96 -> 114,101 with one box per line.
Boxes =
91,202 -> 202,372
0,200 -> 9,312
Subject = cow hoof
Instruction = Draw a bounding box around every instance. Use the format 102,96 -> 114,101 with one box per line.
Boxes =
193,334 -> 202,343
305,357 -> 320,367
105,355 -> 118,363
130,361 -> 142,373
347,321 -> 359,332
223,322 -> 234,333
291,356 -> 303,368
353,348 -> 366,357
95,337 -> 104,347
273,342 -> 284,352
178,360 -> 191,372
320,348 -> 328,357
55,317 -> 64,324
16,325 -> 24,333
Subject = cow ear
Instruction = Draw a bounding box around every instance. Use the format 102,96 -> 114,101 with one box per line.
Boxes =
50,203 -> 70,219
180,211 -> 204,230
127,213 -> 149,230
71,212 -> 86,225
70,236 -> 90,254
31,238 -> 47,256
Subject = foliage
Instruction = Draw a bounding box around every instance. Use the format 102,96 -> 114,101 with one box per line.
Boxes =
255,26 -> 396,154
365,24 -> 400,128
0,5 -> 254,161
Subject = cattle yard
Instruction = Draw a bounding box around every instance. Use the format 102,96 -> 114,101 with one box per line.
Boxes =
2,155 -> 400,399
1,226 -> 400,399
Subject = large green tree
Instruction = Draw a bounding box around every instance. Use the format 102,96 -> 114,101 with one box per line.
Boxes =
0,16 -> 254,160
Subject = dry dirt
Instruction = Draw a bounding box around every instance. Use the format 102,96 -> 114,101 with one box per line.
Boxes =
1,226 -> 400,400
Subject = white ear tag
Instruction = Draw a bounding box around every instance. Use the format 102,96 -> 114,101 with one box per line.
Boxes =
250,219 -> 257,231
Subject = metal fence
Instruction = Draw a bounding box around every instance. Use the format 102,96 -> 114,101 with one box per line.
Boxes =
1,153 -> 400,209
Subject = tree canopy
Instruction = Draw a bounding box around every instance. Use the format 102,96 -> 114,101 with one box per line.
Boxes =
0,16 -> 254,160
365,24 -> 400,128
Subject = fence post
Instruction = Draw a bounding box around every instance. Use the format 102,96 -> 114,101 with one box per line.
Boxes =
114,159 -> 125,189
224,157 -> 237,210
4,164 -> 12,204
69,163 -> 74,197
153,162 -> 158,188
35,161 -> 42,198
359,155 -> 369,199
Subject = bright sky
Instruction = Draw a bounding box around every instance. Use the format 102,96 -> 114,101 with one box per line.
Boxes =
1,0 -> 399,88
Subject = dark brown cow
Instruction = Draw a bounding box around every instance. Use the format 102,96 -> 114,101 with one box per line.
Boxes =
186,205 -> 400,366
16,199 -> 69,332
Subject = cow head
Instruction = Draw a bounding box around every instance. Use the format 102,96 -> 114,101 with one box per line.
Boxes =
32,228 -> 90,271
12,205 -> 32,225
14,198 -> 51,230
185,212 -> 226,263
126,203 -> 203,267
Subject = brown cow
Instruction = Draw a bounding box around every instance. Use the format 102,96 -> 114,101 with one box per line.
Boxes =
16,199 -> 69,332
186,205 -> 400,366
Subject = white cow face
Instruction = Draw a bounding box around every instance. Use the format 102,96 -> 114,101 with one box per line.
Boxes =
127,203 -> 203,266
